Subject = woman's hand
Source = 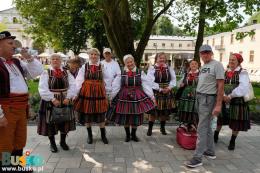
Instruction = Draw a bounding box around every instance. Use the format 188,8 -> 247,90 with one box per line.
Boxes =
223,96 -> 231,103
151,97 -> 157,106
52,98 -> 61,107
63,98 -> 70,105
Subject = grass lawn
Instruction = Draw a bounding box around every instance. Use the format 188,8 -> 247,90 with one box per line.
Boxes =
28,79 -> 39,95
253,87 -> 260,99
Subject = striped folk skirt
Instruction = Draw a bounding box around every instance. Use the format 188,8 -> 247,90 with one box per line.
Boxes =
177,86 -> 198,125
74,80 -> 108,124
152,83 -> 176,118
37,100 -> 76,136
217,97 -> 250,131
107,87 -> 154,126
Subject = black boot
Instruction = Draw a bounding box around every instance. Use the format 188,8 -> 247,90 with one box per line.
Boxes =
147,121 -> 154,136
131,128 -> 139,142
228,135 -> 237,150
214,131 -> 219,143
124,127 -> 130,142
49,136 -> 58,153
60,133 -> 69,150
160,121 -> 167,135
87,127 -> 93,144
100,128 -> 108,144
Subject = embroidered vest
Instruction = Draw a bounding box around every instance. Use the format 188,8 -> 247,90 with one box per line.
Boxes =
0,58 -> 25,98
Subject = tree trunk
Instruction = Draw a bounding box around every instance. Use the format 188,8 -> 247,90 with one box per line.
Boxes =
194,1 -> 206,65
100,0 -> 174,66
101,0 -> 135,64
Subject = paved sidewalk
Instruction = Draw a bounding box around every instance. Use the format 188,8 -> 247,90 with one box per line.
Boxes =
25,124 -> 260,173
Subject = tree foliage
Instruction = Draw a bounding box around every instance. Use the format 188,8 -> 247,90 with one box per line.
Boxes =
173,0 -> 260,63
15,0 -> 173,64
152,15 -> 188,36
98,0 -> 175,65
15,0 -> 107,54
152,16 -> 173,35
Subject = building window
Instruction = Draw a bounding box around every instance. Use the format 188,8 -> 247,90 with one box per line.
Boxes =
171,43 -> 174,47
179,43 -> 182,48
13,17 -> 18,24
153,43 -> 157,47
187,44 -> 191,47
221,36 -> 224,46
145,54 -> 149,61
231,34 -> 234,44
162,43 -> 165,47
249,50 -> 254,62
206,40 -> 209,45
220,53 -> 223,62
212,38 -> 215,46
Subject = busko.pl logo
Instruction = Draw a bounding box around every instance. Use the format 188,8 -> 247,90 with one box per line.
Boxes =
2,150 -> 44,167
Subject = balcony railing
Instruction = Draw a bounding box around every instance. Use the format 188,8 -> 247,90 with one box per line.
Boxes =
215,45 -> 225,50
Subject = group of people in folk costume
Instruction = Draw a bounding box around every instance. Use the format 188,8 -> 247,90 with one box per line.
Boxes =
0,30 -> 252,170
37,48 -> 177,151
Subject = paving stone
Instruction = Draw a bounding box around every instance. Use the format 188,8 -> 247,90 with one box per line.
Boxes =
24,125 -> 260,172
91,167 -> 103,173
53,168 -> 67,173
115,157 -> 125,163
56,157 -> 82,168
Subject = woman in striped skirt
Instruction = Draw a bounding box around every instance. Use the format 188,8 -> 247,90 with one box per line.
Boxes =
177,60 -> 199,127
38,53 -> 77,153
74,48 -> 109,144
214,53 -> 250,150
109,54 -> 156,142
146,52 -> 176,136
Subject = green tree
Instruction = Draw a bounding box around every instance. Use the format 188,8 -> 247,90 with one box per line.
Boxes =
174,0 -> 260,63
153,16 -> 174,35
15,0 -> 174,64
98,0 -> 175,65
15,0 -> 104,54
32,39 -> 45,54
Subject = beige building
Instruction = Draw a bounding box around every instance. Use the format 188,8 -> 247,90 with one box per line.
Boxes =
136,35 -> 196,69
203,24 -> 260,72
0,7 -> 33,48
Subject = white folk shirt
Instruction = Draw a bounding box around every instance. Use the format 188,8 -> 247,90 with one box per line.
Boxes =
110,66 -> 155,100
101,59 -> 121,95
147,64 -> 177,90
38,66 -> 77,101
0,57 -> 44,116
227,66 -> 250,98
